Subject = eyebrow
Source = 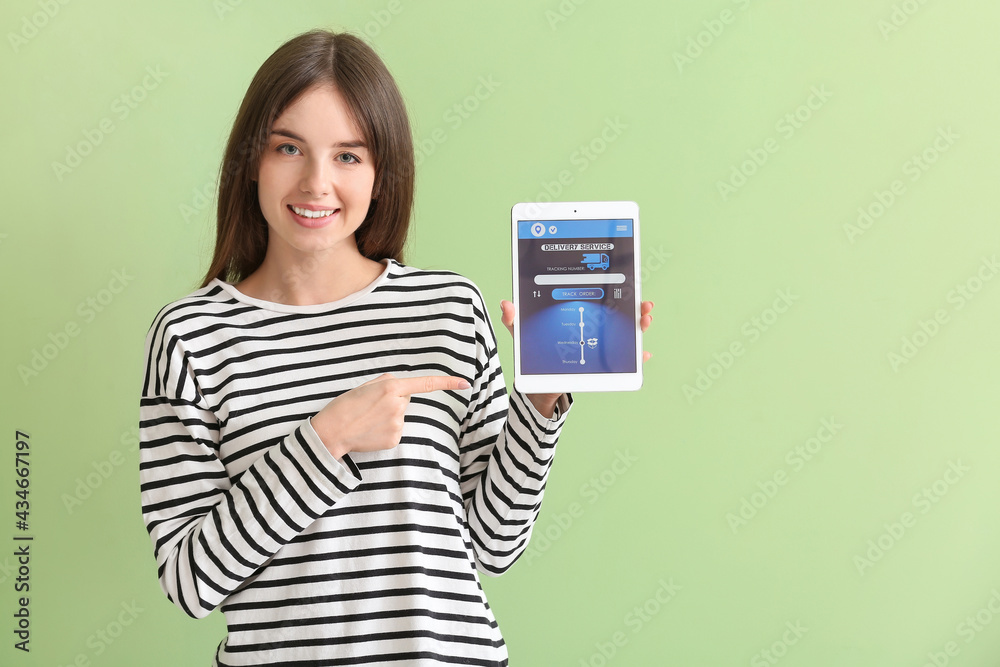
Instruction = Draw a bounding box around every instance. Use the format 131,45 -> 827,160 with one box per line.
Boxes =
270,127 -> 367,149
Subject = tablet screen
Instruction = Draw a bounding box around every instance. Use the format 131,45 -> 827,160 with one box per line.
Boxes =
515,218 -> 637,375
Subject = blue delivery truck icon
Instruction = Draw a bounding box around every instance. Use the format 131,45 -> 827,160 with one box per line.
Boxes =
582,253 -> 610,270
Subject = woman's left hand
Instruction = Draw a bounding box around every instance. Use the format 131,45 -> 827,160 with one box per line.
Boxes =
499,300 -> 655,418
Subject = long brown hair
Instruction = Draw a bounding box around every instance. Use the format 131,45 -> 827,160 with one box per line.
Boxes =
200,30 -> 415,288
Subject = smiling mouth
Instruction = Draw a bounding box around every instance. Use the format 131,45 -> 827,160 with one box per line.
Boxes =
289,205 -> 339,219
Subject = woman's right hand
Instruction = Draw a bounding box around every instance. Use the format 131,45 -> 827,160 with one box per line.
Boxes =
310,373 -> 471,461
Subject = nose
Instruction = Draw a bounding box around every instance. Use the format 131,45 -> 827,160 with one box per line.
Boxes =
299,156 -> 332,196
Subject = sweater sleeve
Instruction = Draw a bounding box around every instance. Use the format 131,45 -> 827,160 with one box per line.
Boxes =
457,290 -> 574,575
137,314 -> 363,619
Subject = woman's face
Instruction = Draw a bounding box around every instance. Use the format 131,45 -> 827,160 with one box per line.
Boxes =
256,84 -> 376,260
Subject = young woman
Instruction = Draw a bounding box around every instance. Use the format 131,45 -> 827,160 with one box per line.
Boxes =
139,29 -> 654,666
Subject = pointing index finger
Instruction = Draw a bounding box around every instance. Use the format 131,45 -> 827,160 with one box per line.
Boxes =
393,375 -> 471,396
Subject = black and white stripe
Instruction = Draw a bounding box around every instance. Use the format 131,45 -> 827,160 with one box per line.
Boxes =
138,259 -> 572,666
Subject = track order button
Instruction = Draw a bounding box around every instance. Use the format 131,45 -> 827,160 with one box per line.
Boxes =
552,288 -> 604,300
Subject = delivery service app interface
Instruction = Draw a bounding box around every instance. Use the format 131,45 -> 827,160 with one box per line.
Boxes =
517,218 -> 636,374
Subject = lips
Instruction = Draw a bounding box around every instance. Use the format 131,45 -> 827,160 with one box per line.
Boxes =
287,204 -> 339,228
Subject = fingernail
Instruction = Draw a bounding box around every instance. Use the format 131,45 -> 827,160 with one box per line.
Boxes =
459,379 -> 471,389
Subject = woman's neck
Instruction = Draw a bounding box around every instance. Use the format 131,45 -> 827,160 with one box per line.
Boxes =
235,245 -> 387,306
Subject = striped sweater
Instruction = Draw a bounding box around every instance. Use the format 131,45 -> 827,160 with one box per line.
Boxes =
138,258 -> 572,666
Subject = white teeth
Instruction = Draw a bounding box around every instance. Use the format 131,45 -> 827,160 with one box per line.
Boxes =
291,205 -> 336,219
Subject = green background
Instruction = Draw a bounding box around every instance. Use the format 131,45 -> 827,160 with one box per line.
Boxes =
3,0 -> 999,664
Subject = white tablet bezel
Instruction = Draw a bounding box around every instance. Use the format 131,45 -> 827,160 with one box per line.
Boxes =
511,201 -> 643,393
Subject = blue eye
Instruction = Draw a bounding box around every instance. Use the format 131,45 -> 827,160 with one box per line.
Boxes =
277,144 -> 299,156
337,153 -> 360,164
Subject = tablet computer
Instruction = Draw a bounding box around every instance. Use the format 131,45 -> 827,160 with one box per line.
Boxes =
511,200 -> 642,393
